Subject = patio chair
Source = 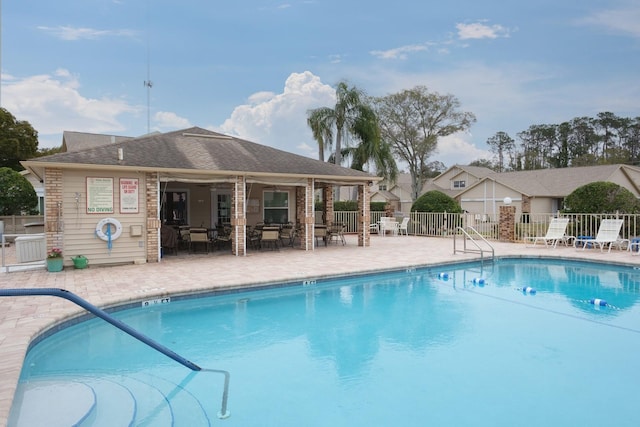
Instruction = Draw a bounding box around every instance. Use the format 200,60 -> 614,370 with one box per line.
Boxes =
328,223 -> 346,245
525,218 -> 571,249
188,228 -> 210,253
398,217 -> 410,236
280,224 -> 297,247
574,219 -> 625,253
260,227 -> 280,250
315,225 -> 328,246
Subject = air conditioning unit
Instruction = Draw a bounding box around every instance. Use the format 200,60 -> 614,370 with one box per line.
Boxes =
15,234 -> 46,263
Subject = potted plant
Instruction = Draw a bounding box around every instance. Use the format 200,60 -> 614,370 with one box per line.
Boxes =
46,247 -> 64,272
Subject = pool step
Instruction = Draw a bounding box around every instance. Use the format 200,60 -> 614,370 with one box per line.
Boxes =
9,374 -> 211,426
9,381 -> 95,427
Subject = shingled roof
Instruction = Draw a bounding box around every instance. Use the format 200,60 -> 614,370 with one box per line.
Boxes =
62,131 -> 133,152
25,127 -> 377,183
462,164 -> 640,197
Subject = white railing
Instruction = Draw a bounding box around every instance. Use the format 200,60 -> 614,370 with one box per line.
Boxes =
327,211 -> 640,242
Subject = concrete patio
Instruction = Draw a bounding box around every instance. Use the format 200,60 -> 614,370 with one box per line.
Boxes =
1,234 -> 639,424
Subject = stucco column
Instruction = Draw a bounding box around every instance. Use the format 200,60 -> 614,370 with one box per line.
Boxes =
231,176 -> 247,256
499,205 -> 516,242
358,184 -> 370,247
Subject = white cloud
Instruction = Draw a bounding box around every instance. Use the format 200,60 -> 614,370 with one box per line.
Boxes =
37,25 -> 137,41
456,22 -> 511,40
154,111 -> 192,131
579,3 -> 640,37
219,71 -> 336,158
370,44 -> 429,60
3,70 -> 139,146
436,134 -> 491,167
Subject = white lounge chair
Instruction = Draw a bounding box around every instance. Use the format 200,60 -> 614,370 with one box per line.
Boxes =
574,219 -> 625,252
525,218 -> 571,248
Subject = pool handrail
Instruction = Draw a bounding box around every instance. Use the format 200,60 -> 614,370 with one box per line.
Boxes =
0,287 -> 231,419
453,226 -> 495,261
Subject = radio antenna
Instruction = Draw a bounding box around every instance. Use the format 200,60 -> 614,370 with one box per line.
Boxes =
143,1 -> 152,134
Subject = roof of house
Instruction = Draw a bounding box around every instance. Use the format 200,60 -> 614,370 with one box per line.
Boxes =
62,131 -> 133,152
371,190 -> 400,201
24,127 -> 377,184
460,164 -> 640,197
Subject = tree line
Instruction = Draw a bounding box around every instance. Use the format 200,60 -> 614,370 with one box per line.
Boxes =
485,112 -> 640,172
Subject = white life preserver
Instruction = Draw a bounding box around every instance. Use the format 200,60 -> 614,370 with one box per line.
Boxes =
95,218 -> 123,241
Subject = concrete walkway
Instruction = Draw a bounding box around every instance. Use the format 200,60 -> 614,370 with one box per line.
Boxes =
1,234 -> 639,425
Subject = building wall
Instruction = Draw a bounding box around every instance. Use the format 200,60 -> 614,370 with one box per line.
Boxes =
61,170 -> 148,266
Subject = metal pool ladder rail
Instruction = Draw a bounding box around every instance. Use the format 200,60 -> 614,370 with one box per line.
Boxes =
453,226 -> 495,261
0,287 -> 231,419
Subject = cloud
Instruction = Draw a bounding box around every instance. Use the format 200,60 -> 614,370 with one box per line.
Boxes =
578,3 -> 640,37
3,70 -> 139,146
370,44 -> 429,60
37,25 -> 137,41
456,22 -> 511,40
154,112 -> 192,131
219,71 -> 336,158
436,134 -> 491,167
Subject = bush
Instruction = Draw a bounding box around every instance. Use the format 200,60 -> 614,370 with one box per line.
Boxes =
411,190 -> 462,213
0,167 -> 38,215
564,181 -> 640,214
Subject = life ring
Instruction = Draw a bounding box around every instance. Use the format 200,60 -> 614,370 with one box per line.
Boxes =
96,218 -> 123,241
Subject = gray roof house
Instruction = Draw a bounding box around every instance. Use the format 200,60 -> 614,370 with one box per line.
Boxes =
455,164 -> 640,215
22,127 -> 380,267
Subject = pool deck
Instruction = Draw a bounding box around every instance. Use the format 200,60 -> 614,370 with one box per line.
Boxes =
1,234 -> 639,425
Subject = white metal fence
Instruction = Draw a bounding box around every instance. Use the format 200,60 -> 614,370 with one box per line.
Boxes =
328,211 -> 640,242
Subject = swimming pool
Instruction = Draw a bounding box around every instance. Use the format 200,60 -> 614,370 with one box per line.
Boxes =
9,258 -> 640,426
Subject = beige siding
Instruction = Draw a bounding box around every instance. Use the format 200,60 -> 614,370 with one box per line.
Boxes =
62,170 -> 148,266
458,180 -> 521,215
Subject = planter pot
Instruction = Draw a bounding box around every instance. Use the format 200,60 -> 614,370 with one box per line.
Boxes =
46,258 -> 64,272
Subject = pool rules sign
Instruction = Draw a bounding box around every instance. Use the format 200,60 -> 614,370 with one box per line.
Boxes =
120,178 -> 139,213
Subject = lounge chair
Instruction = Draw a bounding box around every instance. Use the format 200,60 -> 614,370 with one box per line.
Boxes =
574,219 -> 625,252
525,218 -> 571,249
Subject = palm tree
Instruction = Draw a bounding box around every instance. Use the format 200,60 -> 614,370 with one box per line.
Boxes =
307,81 -> 397,182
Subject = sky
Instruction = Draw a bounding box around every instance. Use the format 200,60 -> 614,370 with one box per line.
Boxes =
2,0 -> 639,169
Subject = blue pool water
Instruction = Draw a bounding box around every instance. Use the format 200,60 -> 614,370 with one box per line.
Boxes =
10,258 -> 640,426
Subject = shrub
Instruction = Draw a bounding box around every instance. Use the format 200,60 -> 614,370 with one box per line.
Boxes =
564,181 -> 640,214
411,190 -> 462,213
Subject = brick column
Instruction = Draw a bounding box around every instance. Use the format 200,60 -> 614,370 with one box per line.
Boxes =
231,176 -> 247,256
323,186 -> 334,226
499,205 -> 516,242
145,173 -> 160,263
298,179 -> 314,250
358,184 -> 370,247
44,168 -> 64,254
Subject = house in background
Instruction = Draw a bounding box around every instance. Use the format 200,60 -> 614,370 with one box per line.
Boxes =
370,165 -> 494,214
368,163 -> 640,218
456,164 -> 640,217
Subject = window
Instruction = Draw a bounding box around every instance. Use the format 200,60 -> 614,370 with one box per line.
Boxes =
453,180 -> 466,189
263,191 -> 289,224
378,184 -> 387,191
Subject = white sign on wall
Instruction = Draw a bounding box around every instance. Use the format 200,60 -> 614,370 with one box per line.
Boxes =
86,177 -> 114,214
120,178 -> 139,213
